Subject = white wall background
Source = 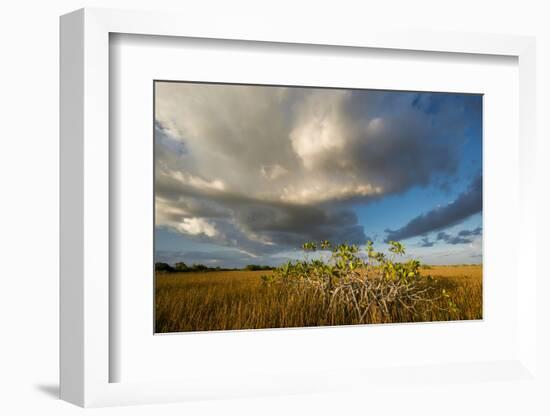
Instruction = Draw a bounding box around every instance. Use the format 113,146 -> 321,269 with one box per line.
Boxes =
0,1 -> 548,415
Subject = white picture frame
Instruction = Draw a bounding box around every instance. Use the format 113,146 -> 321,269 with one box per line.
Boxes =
60,7 -> 538,408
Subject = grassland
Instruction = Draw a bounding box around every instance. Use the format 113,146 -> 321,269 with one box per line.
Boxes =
155,265 -> 482,333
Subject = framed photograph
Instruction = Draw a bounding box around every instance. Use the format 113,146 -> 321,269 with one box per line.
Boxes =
152,80 -> 484,334
60,8 -> 538,408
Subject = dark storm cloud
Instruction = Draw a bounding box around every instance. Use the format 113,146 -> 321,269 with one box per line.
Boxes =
154,83 -> 481,255
385,175 -> 482,242
436,226 -> 482,245
458,227 -> 482,237
341,93 -> 464,196
419,237 -> 435,247
156,170 -> 367,255
436,231 -> 470,245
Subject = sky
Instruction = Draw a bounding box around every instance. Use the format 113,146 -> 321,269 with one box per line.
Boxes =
154,82 -> 482,267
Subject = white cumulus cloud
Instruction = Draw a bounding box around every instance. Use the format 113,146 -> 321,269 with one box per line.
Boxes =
176,218 -> 218,238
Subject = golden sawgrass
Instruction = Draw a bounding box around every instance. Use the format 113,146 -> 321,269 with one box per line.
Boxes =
155,265 -> 482,333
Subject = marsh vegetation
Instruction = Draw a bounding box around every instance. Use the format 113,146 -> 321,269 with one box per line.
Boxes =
155,241 -> 482,333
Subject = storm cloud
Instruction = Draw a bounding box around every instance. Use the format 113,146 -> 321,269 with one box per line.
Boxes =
419,237 -> 435,247
434,227 -> 482,245
458,227 -> 482,237
155,82 -> 480,257
385,174 -> 482,242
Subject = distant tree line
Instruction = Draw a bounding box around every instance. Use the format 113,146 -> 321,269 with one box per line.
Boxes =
243,264 -> 274,271
155,262 -> 275,273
